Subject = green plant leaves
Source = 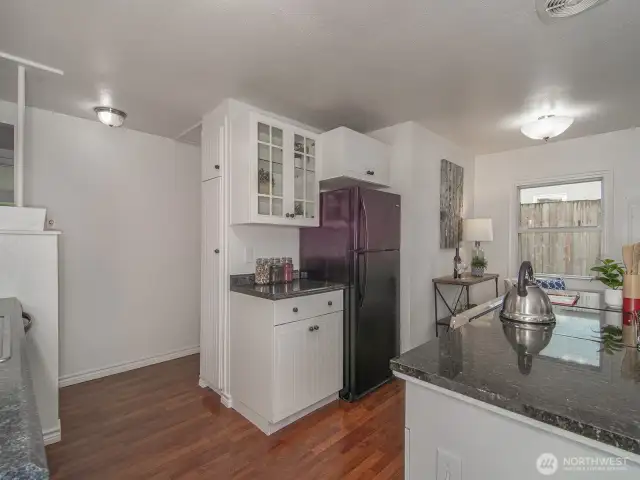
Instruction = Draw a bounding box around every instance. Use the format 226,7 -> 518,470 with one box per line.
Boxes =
590,259 -> 625,289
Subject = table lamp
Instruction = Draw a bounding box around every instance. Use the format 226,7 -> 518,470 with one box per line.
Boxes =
463,218 -> 493,261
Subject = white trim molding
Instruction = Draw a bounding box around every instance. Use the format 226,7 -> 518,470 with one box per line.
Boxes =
59,346 -> 199,388
198,377 -> 233,408
43,420 -> 61,445
232,394 -> 337,436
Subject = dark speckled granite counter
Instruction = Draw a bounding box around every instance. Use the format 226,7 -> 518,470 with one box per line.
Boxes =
391,307 -> 640,456
0,298 -> 48,479
230,274 -> 345,300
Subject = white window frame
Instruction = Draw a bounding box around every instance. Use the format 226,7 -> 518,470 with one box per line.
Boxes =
509,171 -> 613,280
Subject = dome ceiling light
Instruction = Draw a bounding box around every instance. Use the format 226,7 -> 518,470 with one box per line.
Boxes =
520,115 -> 574,141
536,0 -> 610,21
94,106 -> 127,128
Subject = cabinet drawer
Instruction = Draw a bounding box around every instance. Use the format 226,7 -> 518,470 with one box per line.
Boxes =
274,290 -> 343,326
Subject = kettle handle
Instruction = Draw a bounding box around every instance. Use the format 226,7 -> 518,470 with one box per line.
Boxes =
517,261 -> 534,297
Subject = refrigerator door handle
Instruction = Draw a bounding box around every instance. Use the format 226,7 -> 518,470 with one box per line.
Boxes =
359,195 -> 369,251
359,252 -> 368,307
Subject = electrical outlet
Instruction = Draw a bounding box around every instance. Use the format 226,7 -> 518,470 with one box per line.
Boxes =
244,247 -> 254,263
437,448 -> 461,480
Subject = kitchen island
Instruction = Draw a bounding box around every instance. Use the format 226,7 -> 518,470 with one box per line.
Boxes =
391,303 -> 640,479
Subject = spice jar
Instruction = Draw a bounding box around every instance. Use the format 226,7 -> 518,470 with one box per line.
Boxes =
270,258 -> 284,284
283,257 -> 293,283
255,258 -> 270,285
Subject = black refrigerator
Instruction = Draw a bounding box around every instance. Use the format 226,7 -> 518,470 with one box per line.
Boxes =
300,187 -> 401,401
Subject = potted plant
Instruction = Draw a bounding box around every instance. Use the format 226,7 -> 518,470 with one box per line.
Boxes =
591,258 -> 625,307
471,256 -> 488,277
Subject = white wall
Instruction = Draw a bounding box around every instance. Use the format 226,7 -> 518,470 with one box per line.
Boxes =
229,224 -> 299,274
0,100 -> 201,381
370,122 -> 475,351
475,127 -> 640,299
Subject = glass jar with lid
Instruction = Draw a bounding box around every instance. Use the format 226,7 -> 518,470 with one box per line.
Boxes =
255,258 -> 270,285
270,258 -> 284,284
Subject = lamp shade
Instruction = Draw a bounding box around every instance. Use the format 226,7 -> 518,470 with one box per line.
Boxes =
463,219 -> 493,242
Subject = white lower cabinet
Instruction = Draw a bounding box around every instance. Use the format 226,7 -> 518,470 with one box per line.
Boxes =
230,291 -> 344,435
273,312 -> 343,422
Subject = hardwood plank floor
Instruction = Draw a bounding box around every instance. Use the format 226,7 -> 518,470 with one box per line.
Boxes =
46,355 -> 404,479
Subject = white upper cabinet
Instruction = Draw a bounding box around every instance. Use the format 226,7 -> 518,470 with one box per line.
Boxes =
201,119 -> 223,182
320,127 -> 390,187
229,106 -> 320,227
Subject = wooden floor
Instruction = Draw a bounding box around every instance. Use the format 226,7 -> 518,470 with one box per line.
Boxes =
46,355 -> 404,479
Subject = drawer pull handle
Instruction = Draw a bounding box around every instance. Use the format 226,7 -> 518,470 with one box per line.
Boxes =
308,326 -> 314,332
328,301 -> 333,306
293,307 -> 298,313
214,165 -> 220,170
214,249 -> 220,254
314,325 -> 319,331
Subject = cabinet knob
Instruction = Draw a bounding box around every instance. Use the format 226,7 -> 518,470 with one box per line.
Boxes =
214,249 -> 220,254
214,165 -> 220,170
366,170 -> 375,176
285,213 -> 291,218
290,214 -> 296,219
293,307 -> 298,313
309,326 -> 314,332
328,301 -> 333,306
314,325 -> 319,331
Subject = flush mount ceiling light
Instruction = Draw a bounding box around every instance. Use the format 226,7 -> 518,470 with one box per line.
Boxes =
536,0 -> 610,21
94,106 -> 127,128
520,115 -> 574,141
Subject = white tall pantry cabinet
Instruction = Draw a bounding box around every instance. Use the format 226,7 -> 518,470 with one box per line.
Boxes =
199,99 -> 323,408
199,104 -> 231,404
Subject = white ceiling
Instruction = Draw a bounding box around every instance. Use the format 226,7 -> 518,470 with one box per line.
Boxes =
1,0 -> 639,154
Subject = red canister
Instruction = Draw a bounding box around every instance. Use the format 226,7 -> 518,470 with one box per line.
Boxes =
622,275 -> 640,326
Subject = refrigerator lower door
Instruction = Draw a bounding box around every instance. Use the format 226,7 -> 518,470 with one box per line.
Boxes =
341,249 -> 400,401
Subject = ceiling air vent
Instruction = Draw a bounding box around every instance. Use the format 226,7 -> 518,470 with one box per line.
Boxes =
536,0 -> 609,20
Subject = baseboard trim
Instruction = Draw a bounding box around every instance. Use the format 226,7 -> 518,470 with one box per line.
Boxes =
43,421 -> 61,445
198,377 -> 233,408
59,346 -> 200,388
234,393 -> 338,436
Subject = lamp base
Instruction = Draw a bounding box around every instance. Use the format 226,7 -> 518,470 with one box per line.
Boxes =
473,242 -> 485,261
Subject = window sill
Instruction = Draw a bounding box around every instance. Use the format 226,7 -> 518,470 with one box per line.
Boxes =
535,274 -> 595,281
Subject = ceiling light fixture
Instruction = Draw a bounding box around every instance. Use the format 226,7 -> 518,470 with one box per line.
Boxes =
520,115 -> 574,141
536,0 -> 610,21
94,106 -> 127,128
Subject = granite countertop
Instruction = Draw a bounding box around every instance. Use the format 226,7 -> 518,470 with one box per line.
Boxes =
230,274 -> 345,300
0,298 -> 49,479
391,306 -> 640,455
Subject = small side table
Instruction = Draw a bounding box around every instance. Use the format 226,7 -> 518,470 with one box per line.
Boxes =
433,273 -> 500,336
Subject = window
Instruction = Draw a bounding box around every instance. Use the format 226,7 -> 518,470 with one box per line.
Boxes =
518,179 -> 603,277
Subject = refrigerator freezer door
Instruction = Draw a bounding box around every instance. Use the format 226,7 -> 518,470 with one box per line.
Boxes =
346,249 -> 400,399
359,189 -> 401,252
300,188 -> 357,283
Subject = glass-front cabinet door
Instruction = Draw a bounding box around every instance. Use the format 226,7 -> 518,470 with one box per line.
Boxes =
293,131 -> 319,224
256,120 -> 285,221
251,112 -> 319,226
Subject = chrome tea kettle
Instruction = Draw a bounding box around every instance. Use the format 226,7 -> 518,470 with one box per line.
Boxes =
500,261 -> 556,324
